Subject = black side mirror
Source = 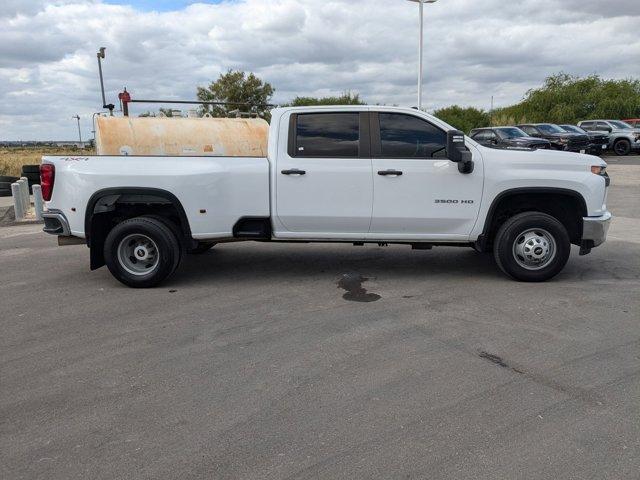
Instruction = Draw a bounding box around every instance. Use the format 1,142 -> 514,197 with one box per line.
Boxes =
446,130 -> 474,174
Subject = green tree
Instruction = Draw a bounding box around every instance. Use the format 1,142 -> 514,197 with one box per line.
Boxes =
495,73 -> 640,124
197,70 -> 274,118
433,105 -> 490,134
286,92 -> 365,106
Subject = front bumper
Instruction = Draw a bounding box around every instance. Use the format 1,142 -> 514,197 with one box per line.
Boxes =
42,209 -> 71,236
581,211 -> 612,251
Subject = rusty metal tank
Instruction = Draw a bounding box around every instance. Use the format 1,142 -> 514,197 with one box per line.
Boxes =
95,116 -> 269,156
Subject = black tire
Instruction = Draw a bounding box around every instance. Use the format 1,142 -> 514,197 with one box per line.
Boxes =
613,139 -> 631,156
493,212 -> 571,282
21,165 -> 40,174
188,241 -> 216,254
104,216 -> 182,288
0,176 -> 19,183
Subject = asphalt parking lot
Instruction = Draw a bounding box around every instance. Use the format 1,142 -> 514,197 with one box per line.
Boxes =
1,164 -> 639,480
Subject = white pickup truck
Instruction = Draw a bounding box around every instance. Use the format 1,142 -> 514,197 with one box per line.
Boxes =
40,106 -> 612,287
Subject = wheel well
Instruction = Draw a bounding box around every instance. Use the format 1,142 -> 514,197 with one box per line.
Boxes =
85,188 -> 192,270
480,190 -> 587,250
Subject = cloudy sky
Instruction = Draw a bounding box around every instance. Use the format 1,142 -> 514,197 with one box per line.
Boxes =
1,0 -> 639,140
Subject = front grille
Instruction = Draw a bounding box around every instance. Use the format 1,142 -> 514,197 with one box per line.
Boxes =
591,136 -> 608,146
568,136 -> 590,149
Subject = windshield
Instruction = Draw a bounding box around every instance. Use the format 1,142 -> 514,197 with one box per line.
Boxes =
537,124 -> 566,134
609,120 -> 633,130
560,125 -> 584,134
495,127 -> 528,139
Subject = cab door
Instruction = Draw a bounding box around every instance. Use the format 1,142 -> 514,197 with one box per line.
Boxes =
273,111 -> 373,239
368,112 -> 483,240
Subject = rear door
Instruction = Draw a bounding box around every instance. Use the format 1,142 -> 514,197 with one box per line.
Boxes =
368,111 -> 483,240
274,111 -> 373,238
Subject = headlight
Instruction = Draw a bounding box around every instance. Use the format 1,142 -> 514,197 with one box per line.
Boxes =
558,138 -> 570,144
591,165 -> 607,176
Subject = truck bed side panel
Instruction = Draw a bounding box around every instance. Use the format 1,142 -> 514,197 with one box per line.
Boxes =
42,155 -> 270,239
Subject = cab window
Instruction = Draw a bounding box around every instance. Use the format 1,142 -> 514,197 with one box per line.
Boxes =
377,113 -> 446,158
295,113 -> 360,158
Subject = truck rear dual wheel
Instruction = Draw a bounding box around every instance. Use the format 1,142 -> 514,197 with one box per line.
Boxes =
104,216 -> 183,288
493,212 -> 571,282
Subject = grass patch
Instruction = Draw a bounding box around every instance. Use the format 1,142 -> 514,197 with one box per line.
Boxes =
0,146 -> 95,176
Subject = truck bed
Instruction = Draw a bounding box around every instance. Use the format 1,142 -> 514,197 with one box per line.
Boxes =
42,155 -> 270,239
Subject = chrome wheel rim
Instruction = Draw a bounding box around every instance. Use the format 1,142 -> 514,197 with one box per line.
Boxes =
512,228 -> 556,270
117,234 -> 160,276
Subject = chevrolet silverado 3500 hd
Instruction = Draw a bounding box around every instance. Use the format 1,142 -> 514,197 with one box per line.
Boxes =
40,106 -> 612,287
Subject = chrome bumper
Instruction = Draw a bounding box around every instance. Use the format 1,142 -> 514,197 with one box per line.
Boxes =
42,210 -> 71,236
582,211 -> 612,248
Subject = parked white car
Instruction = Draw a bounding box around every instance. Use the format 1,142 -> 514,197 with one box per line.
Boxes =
40,106 -> 611,287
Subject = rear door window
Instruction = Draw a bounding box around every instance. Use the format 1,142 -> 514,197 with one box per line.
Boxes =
295,113 -> 360,158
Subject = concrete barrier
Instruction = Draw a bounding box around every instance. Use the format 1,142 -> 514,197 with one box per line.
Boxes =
11,183 -> 25,220
33,185 -> 43,221
20,177 -> 30,209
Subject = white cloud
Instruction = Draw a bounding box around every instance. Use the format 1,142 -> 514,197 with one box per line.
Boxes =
0,0 -> 639,140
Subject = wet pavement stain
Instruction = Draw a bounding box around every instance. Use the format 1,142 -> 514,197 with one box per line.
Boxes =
337,274 -> 381,303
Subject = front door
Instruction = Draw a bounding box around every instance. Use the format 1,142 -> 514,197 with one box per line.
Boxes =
274,111 -> 373,238
368,112 -> 483,241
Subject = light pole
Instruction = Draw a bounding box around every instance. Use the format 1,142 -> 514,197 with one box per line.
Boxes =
407,0 -> 437,110
96,47 -> 115,115
72,114 -> 82,144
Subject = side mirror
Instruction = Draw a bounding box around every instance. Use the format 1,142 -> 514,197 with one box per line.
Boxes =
446,130 -> 474,174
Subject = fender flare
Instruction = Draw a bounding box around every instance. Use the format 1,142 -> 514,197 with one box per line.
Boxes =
476,187 -> 588,250
85,188 -> 192,270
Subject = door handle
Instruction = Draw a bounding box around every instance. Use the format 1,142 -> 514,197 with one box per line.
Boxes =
281,169 -> 306,175
377,169 -> 403,176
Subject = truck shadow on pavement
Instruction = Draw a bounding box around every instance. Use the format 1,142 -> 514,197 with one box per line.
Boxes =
162,242 -> 639,288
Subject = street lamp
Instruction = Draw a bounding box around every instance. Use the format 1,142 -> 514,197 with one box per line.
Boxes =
407,0 -> 437,110
96,47 -> 115,115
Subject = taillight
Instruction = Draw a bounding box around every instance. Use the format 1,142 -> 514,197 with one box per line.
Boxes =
40,164 -> 55,201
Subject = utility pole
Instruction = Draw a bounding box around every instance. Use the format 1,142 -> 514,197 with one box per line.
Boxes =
407,0 -> 438,110
72,115 -> 82,144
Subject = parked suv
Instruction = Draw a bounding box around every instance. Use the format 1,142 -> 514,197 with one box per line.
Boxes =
578,120 -> 640,156
558,125 -> 609,155
517,124 -> 591,153
470,127 -> 551,150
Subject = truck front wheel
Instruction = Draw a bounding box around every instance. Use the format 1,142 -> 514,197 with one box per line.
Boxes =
613,139 -> 631,156
104,216 -> 182,288
493,212 -> 570,282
